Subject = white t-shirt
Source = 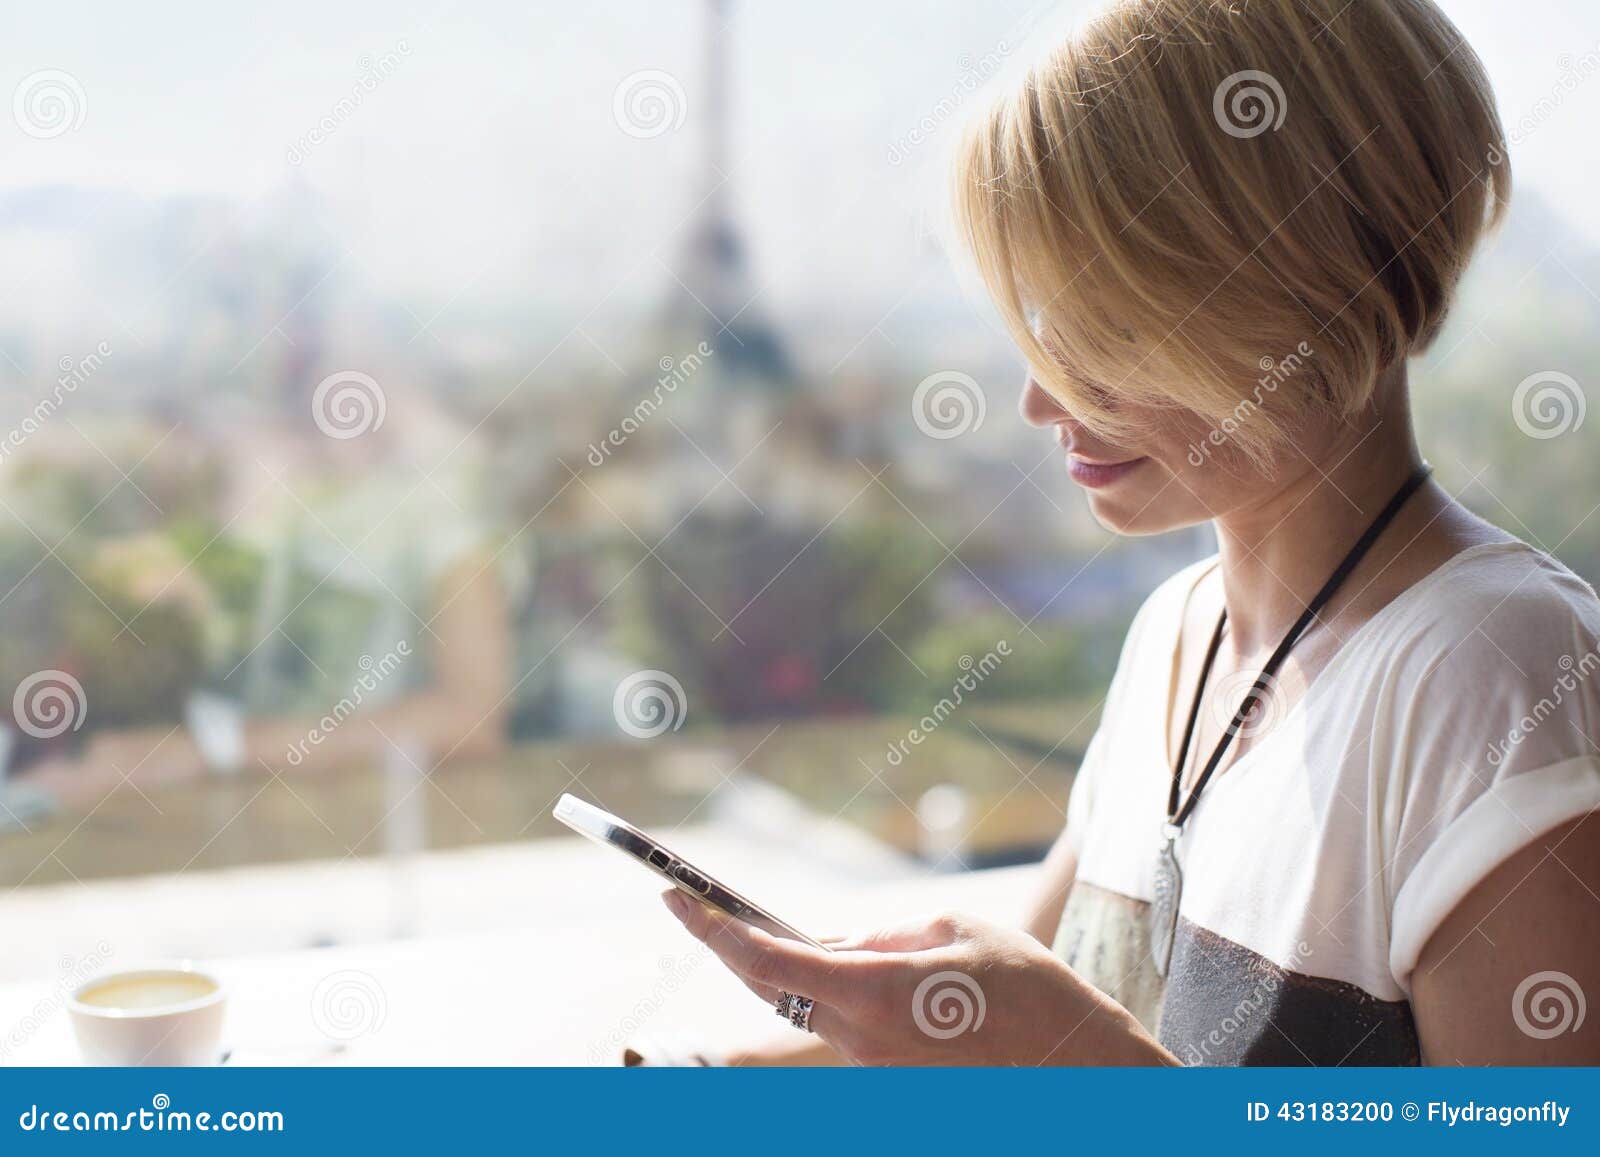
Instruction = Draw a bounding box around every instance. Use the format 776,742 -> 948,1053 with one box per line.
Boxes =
1054,540 -> 1600,1065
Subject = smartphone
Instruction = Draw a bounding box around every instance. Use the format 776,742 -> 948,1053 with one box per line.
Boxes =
552,794 -> 828,951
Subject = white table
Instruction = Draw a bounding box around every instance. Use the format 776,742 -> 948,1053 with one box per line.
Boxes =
0,848 -> 1029,1066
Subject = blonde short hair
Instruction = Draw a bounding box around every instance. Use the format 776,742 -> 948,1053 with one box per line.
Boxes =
954,0 -> 1510,460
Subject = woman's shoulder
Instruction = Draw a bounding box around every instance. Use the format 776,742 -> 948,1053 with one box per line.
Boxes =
1361,539 -> 1600,791
1374,539 -> 1600,994
1382,540 -> 1600,679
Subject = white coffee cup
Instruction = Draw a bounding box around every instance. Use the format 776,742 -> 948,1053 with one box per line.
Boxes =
68,964 -> 226,1066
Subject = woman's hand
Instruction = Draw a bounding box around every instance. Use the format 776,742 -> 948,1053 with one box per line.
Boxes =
662,891 -> 1175,1067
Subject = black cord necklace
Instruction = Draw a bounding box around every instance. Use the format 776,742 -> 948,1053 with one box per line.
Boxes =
1149,463 -> 1434,977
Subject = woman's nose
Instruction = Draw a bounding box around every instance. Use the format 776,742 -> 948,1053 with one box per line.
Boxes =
1019,375 -> 1071,429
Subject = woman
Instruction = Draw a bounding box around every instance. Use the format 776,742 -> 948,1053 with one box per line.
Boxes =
663,0 -> 1600,1065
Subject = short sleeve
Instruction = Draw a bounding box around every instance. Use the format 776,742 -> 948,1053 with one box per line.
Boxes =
1386,562 -> 1600,994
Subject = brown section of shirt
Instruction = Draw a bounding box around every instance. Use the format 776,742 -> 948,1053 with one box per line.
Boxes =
1160,920 -> 1421,1066
1055,883 -> 1420,1065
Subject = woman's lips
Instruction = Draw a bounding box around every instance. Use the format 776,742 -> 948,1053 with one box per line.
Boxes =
1066,454 -> 1146,488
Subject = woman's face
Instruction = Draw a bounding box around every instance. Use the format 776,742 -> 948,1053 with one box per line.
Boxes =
1018,374 -> 1335,535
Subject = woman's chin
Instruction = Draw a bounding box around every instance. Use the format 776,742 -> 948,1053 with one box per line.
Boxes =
1084,490 -> 1205,537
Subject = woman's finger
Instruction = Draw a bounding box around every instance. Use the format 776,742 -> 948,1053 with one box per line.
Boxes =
791,998 -> 848,1054
660,897 -> 835,1021
660,891 -> 787,1007
824,911 -> 967,954
709,948 -> 785,1007
662,891 -> 853,1007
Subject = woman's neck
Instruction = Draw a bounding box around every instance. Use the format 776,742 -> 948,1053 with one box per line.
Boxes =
1210,376 -> 1424,656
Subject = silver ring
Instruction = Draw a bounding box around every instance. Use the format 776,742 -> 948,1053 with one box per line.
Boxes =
778,991 -> 816,1033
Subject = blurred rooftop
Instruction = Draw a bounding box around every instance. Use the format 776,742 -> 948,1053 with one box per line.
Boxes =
0,701 -> 1090,895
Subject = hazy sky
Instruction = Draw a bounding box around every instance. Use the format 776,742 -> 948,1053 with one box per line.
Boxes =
3,0 -> 1598,328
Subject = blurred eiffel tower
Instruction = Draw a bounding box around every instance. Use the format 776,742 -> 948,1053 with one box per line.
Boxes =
660,0 -> 792,391
590,0 -> 877,537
